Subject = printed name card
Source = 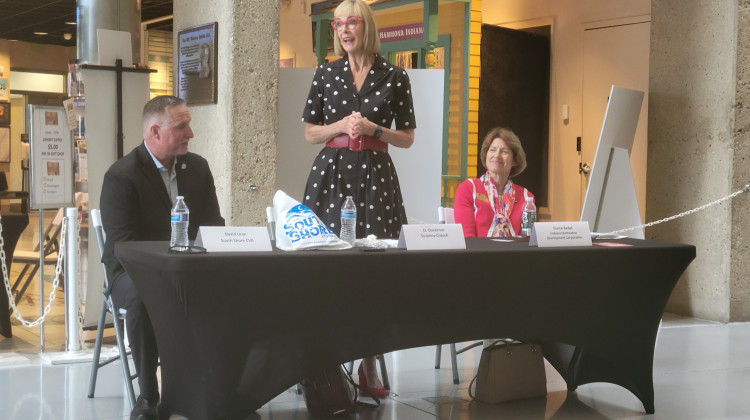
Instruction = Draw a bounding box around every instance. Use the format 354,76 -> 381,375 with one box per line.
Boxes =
529,222 -> 592,247
195,226 -> 273,252
397,224 -> 466,250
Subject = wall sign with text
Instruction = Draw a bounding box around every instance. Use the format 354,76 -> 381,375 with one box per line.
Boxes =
29,105 -> 74,209
176,22 -> 218,105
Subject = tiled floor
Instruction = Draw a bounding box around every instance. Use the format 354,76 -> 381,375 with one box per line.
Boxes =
3,214 -> 750,419
2,315 -> 750,419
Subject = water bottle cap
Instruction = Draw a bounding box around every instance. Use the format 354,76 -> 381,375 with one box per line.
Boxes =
177,195 -> 184,200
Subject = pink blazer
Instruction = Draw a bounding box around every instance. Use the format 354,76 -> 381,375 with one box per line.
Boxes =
453,179 -> 534,237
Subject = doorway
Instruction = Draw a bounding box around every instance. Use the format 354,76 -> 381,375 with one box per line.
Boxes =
478,24 -> 550,207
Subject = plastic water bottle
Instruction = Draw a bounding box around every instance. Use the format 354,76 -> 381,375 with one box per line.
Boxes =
170,196 -> 190,251
521,196 -> 536,237
340,196 -> 356,245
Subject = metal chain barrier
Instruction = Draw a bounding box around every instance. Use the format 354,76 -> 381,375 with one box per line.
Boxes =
75,211 -> 85,347
605,184 -> 750,235
0,214 -> 69,328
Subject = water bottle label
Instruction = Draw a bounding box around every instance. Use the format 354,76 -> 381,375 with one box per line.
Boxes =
171,213 -> 189,222
341,212 -> 356,219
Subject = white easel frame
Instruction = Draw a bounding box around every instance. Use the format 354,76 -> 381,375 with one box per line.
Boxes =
580,85 -> 645,238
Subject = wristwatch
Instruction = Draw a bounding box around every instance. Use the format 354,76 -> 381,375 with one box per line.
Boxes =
373,125 -> 383,139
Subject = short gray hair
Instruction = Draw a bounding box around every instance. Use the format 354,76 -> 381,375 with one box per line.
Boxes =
142,95 -> 185,124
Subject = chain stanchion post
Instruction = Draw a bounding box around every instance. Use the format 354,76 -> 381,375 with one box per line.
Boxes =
39,209 -> 92,365
64,207 -> 80,352
39,208 -> 45,351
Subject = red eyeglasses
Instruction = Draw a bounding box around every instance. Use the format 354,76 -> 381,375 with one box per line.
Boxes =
330,17 -> 363,31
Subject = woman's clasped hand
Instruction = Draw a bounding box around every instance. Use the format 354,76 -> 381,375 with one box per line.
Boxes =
337,112 -> 373,140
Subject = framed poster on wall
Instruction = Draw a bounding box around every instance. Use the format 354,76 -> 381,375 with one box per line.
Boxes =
176,22 -> 218,105
0,78 -> 8,102
0,102 -> 9,126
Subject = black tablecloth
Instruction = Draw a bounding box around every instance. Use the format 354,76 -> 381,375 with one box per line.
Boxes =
116,237 -> 695,420
0,213 -> 30,338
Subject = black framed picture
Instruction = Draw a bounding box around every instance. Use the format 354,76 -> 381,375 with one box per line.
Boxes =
0,102 -> 10,126
176,22 -> 218,105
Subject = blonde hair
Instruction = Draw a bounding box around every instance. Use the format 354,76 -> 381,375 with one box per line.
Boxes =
480,127 -> 527,178
332,0 -> 380,57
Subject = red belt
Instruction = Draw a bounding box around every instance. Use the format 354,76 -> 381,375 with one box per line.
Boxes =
325,134 -> 388,152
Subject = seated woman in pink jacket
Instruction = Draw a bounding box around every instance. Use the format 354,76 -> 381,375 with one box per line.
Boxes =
454,127 -> 534,237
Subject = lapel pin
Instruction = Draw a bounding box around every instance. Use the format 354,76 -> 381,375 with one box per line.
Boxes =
181,163 -> 186,170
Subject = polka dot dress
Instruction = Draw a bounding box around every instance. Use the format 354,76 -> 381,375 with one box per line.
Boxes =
301,54 -> 416,239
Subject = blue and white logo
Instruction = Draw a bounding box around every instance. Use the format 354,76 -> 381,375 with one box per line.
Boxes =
282,204 -> 335,244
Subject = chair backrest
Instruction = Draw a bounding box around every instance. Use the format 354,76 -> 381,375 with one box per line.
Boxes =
90,209 -> 105,257
30,207 -> 65,254
90,208 -> 110,290
266,206 -> 276,241
438,207 -> 455,224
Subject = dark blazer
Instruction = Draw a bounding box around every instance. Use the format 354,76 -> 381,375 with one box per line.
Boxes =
100,142 -> 224,290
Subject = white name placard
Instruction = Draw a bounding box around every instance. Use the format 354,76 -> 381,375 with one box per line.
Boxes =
529,222 -> 592,247
397,224 -> 466,250
195,226 -> 272,252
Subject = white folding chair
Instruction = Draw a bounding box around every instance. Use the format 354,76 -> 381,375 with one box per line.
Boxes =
87,208 -> 137,408
266,206 -> 276,243
434,206 -> 483,384
437,206 -> 455,224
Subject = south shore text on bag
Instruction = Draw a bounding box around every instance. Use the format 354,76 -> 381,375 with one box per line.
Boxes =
273,190 -> 350,250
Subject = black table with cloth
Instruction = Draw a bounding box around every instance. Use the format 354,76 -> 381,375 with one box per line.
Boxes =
115,237 -> 695,420
0,213 -> 30,338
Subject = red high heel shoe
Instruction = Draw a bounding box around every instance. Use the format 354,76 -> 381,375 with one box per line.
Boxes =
357,363 -> 387,398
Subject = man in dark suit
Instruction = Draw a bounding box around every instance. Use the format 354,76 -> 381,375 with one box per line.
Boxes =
101,95 -> 224,420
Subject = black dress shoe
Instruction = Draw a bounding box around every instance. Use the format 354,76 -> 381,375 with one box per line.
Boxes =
130,395 -> 159,420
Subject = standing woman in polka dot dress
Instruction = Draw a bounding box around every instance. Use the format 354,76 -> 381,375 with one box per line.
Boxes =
300,0 -> 416,398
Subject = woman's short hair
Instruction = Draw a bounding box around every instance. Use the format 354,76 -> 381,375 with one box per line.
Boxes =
480,127 -> 527,178
332,0 -> 380,57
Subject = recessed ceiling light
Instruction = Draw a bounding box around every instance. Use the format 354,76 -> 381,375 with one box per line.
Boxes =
33,32 -> 48,36
65,22 -> 77,25
63,33 -> 72,40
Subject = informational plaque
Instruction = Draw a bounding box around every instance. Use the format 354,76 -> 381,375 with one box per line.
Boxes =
176,22 -> 218,105
29,105 -> 75,209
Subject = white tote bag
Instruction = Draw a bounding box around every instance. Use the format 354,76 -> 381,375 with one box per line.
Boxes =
273,190 -> 351,251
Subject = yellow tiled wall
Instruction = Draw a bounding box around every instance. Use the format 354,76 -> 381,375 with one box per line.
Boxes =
376,3 -> 467,205
442,0 -> 481,206
467,0 -> 481,179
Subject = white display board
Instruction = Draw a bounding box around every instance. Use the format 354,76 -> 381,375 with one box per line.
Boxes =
96,29 -> 134,67
28,105 -> 75,209
580,85 -> 644,238
278,68 -> 444,225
